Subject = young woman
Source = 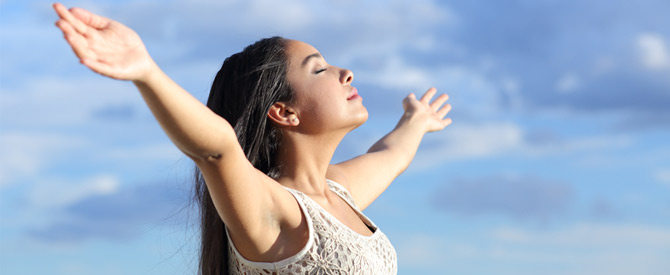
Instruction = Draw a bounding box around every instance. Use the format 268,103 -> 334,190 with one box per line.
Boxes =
53,3 -> 452,274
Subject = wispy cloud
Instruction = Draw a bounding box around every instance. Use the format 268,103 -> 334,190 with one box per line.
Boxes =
653,167 -> 670,186
410,122 -> 633,169
488,223 -> 670,275
414,122 -> 523,167
397,223 -> 670,274
27,181 -> 191,242
91,103 -> 137,121
27,174 -> 119,208
637,33 -> 670,70
432,174 -> 574,222
0,132 -> 87,184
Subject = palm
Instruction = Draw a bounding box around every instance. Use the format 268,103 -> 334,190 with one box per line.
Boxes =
403,88 -> 452,132
53,3 -> 153,80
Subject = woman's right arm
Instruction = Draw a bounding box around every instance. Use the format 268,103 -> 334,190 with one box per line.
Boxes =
53,3 -> 230,160
53,3 -> 299,258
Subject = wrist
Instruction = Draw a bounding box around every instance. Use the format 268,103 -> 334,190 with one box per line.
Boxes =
133,60 -> 162,86
397,112 -> 430,134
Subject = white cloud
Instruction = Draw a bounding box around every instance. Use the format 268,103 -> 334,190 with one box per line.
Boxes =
653,168 -> 670,186
555,73 -> 580,93
0,130 -> 181,187
500,76 -> 524,110
592,56 -> 617,75
396,234 -> 444,265
492,223 -> 670,247
121,0 -> 317,35
412,122 -> 523,169
357,56 -> 433,91
0,132 -> 86,185
0,76 -> 141,127
409,121 -> 634,169
355,54 -> 504,120
576,147 -> 670,169
521,134 -> 633,157
637,33 -> 670,70
397,223 -> 670,274
27,174 -> 120,208
102,143 -> 183,163
99,0 -> 454,48
489,223 -> 670,275
395,233 -> 480,268
433,174 -> 573,222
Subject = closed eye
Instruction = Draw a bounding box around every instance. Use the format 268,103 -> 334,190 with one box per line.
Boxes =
314,68 -> 327,74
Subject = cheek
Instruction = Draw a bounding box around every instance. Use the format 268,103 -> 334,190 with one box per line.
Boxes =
296,87 -> 335,113
303,96 -> 339,120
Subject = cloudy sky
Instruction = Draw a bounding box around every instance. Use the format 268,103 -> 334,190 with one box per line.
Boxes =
1,0 -> 669,274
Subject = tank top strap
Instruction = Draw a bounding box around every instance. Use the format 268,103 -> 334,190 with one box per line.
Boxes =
326,179 -> 358,209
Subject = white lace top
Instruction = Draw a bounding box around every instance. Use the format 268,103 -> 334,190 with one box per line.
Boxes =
226,180 -> 397,274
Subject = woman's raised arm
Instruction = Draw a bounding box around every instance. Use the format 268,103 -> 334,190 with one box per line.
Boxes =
53,3 -> 233,161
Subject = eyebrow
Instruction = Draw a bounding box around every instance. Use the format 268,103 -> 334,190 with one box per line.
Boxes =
301,53 -> 322,67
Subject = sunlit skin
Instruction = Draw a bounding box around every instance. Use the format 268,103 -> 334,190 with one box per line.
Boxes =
282,40 -> 368,135
53,2 -> 451,263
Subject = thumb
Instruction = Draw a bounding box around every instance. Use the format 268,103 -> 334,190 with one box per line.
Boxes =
402,93 -> 416,110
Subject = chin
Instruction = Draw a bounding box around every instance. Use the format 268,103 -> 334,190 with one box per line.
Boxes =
351,108 -> 369,129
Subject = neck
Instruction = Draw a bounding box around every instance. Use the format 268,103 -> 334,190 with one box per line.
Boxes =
276,130 -> 344,196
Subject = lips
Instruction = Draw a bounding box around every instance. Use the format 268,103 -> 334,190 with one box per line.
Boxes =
347,87 -> 361,100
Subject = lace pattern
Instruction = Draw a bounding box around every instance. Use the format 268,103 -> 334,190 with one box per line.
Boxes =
227,180 -> 397,274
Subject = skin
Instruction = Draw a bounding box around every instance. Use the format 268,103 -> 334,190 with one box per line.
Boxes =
53,3 -> 452,263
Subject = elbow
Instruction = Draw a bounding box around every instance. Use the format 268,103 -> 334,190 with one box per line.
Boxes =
184,149 -> 223,164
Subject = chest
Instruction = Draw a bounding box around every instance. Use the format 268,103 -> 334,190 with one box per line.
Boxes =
309,195 -> 375,237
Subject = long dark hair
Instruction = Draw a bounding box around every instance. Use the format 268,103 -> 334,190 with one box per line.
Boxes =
193,36 -> 293,275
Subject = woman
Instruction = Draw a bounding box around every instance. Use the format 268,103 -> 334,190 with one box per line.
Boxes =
53,3 -> 452,274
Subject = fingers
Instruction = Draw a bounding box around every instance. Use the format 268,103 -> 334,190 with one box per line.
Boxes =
436,102 -> 452,118
55,19 -> 93,60
419,87 -> 437,104
442,118 -> 453,127
53,3 -> 89,36
71,7 -> 111,30
408,93 -> 416,100
430,93 -> 449,112
420,88 -> 450,112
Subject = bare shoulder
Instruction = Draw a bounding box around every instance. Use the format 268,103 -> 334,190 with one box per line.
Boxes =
326,164 -> 351,189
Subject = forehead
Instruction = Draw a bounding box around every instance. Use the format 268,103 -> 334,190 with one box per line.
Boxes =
285,40 -> 321,66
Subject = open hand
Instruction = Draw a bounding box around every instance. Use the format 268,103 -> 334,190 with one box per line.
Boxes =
402,88 -> 452,132
53,3 -> 155,81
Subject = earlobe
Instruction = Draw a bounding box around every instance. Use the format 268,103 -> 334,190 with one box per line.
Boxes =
267,102 -> 299,127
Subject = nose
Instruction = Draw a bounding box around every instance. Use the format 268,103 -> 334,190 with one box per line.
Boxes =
339,68 -> 354,85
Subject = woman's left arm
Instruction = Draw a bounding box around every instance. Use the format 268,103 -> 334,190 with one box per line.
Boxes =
328,88 -> 452,210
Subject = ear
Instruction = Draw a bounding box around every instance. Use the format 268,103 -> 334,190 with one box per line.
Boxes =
267,102 -> 299,127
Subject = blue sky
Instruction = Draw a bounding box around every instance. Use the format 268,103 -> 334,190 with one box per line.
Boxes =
1,0 -> 669,274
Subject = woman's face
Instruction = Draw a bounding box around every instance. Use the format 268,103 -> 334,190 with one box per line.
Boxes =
284,40 -> 368,134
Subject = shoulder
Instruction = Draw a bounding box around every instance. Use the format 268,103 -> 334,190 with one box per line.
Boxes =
326,163 -> 352,190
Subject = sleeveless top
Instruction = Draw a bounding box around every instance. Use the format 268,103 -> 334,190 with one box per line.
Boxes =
226,179 -> 398,274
